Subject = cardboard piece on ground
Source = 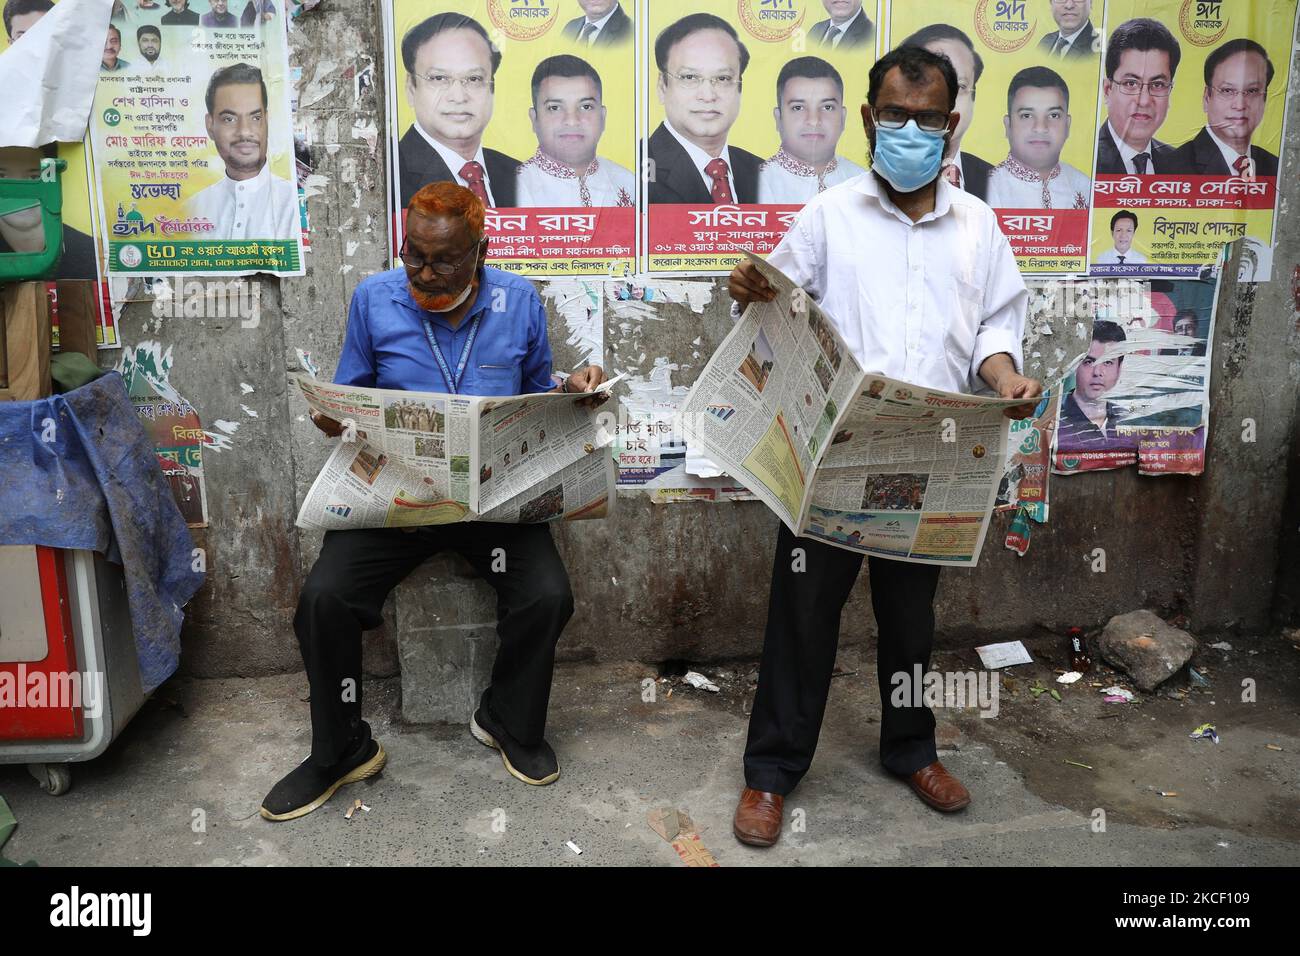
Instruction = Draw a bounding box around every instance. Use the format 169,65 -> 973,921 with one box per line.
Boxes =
671,832 -> 720,867
647,807 -> 719,867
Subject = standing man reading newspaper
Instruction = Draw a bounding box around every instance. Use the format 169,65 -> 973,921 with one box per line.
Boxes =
725,46 -> 1041,847
261,183 -> 606,821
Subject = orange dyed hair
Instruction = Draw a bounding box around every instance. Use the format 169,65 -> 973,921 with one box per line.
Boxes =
407,181 -> 485,237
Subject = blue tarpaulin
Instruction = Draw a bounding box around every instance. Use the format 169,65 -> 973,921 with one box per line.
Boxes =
0,372 -> 204,693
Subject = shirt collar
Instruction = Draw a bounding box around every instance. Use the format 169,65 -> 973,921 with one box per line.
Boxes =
850,170 -> 952,225
663,119 -> 732,182
391,267 -> 496,330
414,123 -> 488,180
1107,120 -> 1149,164
583,4 -> 618,30
219,161 -> 272,193
1060,24 -> 1086,44
522,148 -> 599,180
831,7 -> 864,32
997,154 -> 1061,183
1205,125 -> 1247,166
770,148 -> 837,180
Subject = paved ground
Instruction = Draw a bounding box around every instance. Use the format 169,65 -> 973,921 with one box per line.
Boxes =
3,633 -> 1299,866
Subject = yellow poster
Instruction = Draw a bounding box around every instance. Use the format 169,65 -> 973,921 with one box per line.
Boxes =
885,0 -> 1104,274
90,2 -> 303,275
1088,0 -> 1298,279
384,0 -> 637,277
645,1 -> 879,273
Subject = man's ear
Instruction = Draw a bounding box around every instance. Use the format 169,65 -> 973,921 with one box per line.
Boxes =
860,102 -> 873,135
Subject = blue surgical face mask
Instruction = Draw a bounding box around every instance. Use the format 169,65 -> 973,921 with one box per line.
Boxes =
871,119 -> 946,193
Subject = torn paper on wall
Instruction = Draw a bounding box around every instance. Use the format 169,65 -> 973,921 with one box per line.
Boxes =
540,280 -> 603,369
118,341 -> 209,528
1052,274 -> 1219,476
0,0 -> 111,147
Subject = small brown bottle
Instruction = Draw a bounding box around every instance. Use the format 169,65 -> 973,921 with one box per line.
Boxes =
1068,627 -> 1092,673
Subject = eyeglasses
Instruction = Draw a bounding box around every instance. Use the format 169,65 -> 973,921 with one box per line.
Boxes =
413,71 -> 491,93
1211,85 -> 1264,101
665,71 -> 738,91
399,238 -> 482,275
871,107 -> 949,134
1112,78 -> 1173,97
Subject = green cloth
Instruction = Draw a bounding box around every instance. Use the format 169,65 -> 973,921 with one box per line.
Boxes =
0,795 -> 37,866
51,351 -> 109,393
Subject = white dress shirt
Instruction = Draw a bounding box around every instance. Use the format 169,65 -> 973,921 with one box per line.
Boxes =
663,119 -> 737,202
413,122 -> 497,207
1094,246 -> 1147,264
1205,126 -> 1252,175
516,151 -> 635,207
187,161 -> 299,241
766,172 -> 1027,395
1050,25 -> 1087,55
757,151 -> 866,204
576,5 -> 618,44
821,7 -> 864,48
1107,120 -> 1155,174
986,157 -> 1091,209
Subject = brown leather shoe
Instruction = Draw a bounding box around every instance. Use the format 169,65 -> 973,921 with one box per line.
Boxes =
733,787 -> 784,846
903,761 -> 971,812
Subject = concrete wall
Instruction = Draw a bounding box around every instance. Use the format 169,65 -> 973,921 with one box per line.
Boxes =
103,3 -> 1300,682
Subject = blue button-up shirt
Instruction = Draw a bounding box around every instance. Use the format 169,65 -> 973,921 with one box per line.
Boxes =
334,265 -> 554,396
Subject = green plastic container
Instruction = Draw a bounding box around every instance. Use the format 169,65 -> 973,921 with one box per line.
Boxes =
0,156 -> 67,281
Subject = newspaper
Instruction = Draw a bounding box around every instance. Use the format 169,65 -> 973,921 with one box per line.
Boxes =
681,254 -> 1030,566
293,374 -> 618,530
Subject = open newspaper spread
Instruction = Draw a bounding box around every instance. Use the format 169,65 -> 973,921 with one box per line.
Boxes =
681,254 -> 1030,566
294,374 -> 618,530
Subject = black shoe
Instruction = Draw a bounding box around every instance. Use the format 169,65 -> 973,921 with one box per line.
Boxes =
470,707 -> 559,786
260,737 -> 387,822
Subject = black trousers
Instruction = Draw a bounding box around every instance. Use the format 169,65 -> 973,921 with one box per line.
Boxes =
294,522 -> 574,767
744,523 -> 943,795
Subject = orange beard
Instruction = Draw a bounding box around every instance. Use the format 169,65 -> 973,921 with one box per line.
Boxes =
410,278 -> 476,313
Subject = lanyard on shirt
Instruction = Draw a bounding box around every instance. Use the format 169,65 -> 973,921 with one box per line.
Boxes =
421,313 -> 481,395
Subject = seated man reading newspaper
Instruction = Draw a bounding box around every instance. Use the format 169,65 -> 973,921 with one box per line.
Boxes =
261,182 -> 606,821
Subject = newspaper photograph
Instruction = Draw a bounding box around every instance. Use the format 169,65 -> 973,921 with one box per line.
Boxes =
293,374 -> 616,530
682,255 -> 1028,566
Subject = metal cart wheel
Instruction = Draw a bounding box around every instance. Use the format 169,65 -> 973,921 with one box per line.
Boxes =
27,763 -> 72,796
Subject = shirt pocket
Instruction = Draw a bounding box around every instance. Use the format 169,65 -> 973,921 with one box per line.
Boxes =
943,273 -> 982,360
474,363 -> 522,397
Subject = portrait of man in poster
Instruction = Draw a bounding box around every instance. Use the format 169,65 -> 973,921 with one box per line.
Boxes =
646,13 -> 762,205
397,13 -> 520,208
986,66 -> 1090,209
188,63 -> 299,241
1095,17 -> 1182,175
516,54 -> 635,207
1169,38 -> 1279,178
757,56 -> 865,204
